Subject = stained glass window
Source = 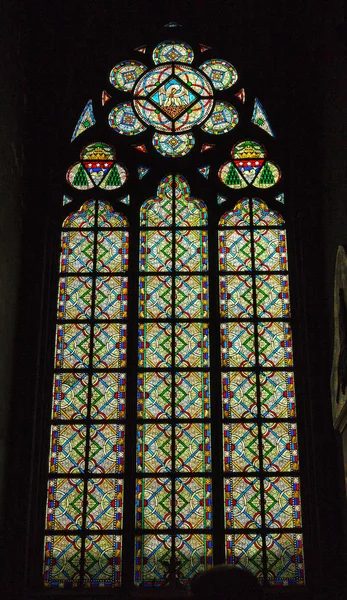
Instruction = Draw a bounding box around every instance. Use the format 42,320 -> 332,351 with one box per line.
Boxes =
136,175 -> 212,586
44,200 -> 128,587
44,26 -> 305,591
219,199 -> 303,585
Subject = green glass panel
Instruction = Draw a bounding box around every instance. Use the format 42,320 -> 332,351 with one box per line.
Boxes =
135,478 -> 172,529
175,423 -> 211,472
224,477 -> 261,529
137,372 -> 172,419
86,479 -> 123,530
223,423 -> 260,472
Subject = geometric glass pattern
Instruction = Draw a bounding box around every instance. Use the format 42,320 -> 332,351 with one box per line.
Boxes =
44,200 -> 128,587
219,198 -> 304,585
136,174 -> 212,586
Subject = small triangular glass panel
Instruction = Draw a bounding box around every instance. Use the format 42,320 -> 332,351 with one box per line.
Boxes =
102,90 -> 112,106
234,88 -> 246,104
71,100 -> 96,142
198,165 -> 210,179
201,143 -> 215,153
138,166 -> 150,180
252,98 -> 275,137
134,45 -> 147,54
133,144 -> 148,154
63,195 -> 73,206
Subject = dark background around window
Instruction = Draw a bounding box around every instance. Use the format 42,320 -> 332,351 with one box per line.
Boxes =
0,0 -> 347,599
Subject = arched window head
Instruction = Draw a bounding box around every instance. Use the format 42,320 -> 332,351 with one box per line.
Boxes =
42,26 -> 304,591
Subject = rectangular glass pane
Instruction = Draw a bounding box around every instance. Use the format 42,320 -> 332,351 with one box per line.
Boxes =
224,477 -> 261,529
43,535 -> 81,587
89,424 -> 125,474
52,372 -> 89,420
90,373 -> 126,419
86,479 -> 123,530
175,230 -> 208,271
262,423 -> 298,472
175,275 -> 209,318
92,323 -> 127,369
175,372 -> 210,419
254,229 -> 287,271
257,321 -> 293,368
137,424 -> 172,473
266,533 -> 304,585
135,477 -> 172,529
140,230 -> 172,272
61,230 -> 94,273
138,323 -> 172,368
94,276 -> 128,319
176,477 -> 212,529
175,323 -> 209,368
220,274 -> 253,318
137,372 -> 171,419
135,534 -> 172,586
46,478 -> 84,530
84,535 -> 122,587
222,371 -> 257,419
96,230 -> 128,272
58,276 -> 92,319
264,477 -> 302,528
259,371 -> 296,419
176,534 -> 213,585
55,323 -> 91,370
225,533 -> 263,580
175,423 -> 211,472
219,230 -> 251,271
223,423 -> 260,472
139,275 -> 172,318
221,323 -> 255,368
256,274 -> 290,318
49,424 -> 86,474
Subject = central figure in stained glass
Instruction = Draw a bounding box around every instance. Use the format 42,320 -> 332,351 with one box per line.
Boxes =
150,78 -> 196,118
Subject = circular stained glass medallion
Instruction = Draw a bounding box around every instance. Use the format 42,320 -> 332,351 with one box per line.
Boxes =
200,59 -> 238,90
153,132 -> 195,157
110,61 -> 147,92
201,101 -> 238,135
109,102 -> 146,136
152,40 -> 194,65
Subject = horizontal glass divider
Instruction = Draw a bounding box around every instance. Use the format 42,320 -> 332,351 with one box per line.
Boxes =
46,473 -> 125,479
222,417 -> 297,424
223,471 -> 301,477
50,419 -> 127,425
134,472 -> 211,479
56,319 -> 128,324
58,272 -> 128,276
140,226 -> 208,231
135,419 -> 212,424
137,367 -> 211,372
220,318 -> 292,323
218,226 -> 286,231
53,367 -> 211,374
220,367 -> 295,372
219,270 -> 289,275
224,528 -> 303,534
138,319 -> 210,323
62,227 -> 128,232
44,529 -> 125,536
133,528 -> 213,534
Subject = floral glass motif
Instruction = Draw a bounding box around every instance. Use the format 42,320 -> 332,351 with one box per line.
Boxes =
219,140 -> 281,190
219,199 -> 304,585
44,200 -> 128,588
136,174 -> 212,586
108,40 -> 239,156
